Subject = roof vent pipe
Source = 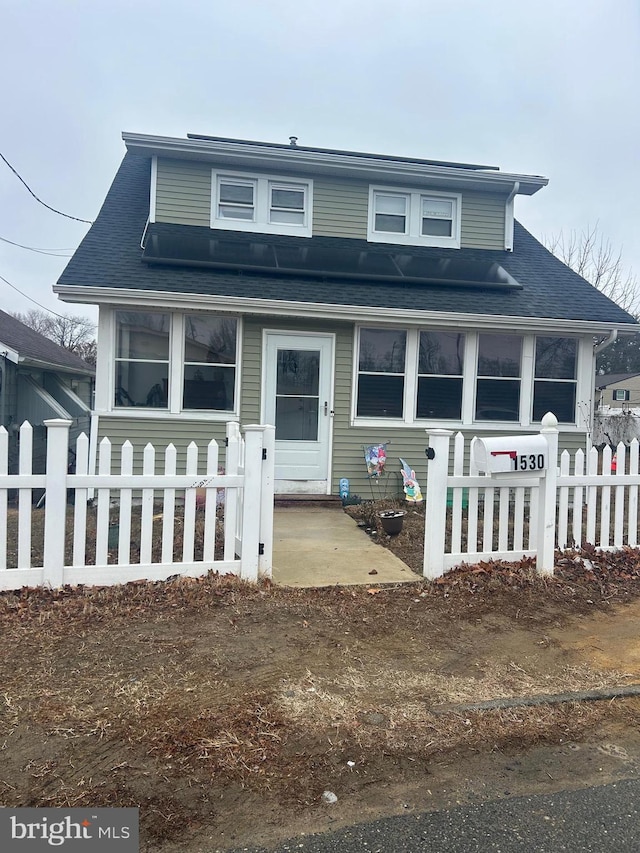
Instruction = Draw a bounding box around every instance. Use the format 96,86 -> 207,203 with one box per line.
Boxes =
289,136 -> 298,146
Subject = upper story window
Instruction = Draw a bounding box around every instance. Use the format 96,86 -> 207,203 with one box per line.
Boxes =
211,171 -> 312,237
368,186 -> 461,248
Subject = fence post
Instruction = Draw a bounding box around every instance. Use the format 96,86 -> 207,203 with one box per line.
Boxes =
239,425 -> 265,582
43,419 -> 72,587
537,412 -> 559,576
258,424 -> 275,579
423,429 -> 453,580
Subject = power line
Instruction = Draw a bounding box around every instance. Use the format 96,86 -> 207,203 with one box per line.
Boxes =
0,234 -> 73,257
0,152 -> 93,224
0,272 -> 69,319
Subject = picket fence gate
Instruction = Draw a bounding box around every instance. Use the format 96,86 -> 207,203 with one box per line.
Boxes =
424,413 -> 640,579
0,418 -> 275,590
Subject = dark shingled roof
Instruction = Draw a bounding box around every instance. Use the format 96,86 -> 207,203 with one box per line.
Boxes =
595,372 -> 640,389
0,310 -> 94,374
58,153 -> 637,327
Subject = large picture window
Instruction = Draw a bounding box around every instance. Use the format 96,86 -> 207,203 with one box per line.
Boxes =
416,331 -> 465,419
356,328 -> 406,418
532,336 -> 577,422
115,311 -> 170,408
475,334 -> 522,421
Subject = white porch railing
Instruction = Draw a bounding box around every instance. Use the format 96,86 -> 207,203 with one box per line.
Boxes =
424,414 -> 640,579
0,419 -> 275,590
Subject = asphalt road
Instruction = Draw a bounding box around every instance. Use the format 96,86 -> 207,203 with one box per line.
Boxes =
232,778 -> 640,852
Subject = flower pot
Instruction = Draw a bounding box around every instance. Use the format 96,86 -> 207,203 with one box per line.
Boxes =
378,510 -> 405,535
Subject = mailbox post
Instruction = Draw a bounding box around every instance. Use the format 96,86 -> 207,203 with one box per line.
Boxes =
473,414 -> 559,575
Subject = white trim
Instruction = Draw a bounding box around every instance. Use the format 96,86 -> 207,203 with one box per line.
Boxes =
54,285 -> 635,337
210,169 -> 313,237
260,329 -> 335,492
368,185 -> 461,248
149,156 -> 157,223
122,133 -> 549,195
504,181 -> 518,250
99,307 -> 241,418
0,343 -> 19,364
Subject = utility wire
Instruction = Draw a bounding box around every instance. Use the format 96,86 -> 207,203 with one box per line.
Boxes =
0,152 -> 93,224
0,235 -> 73,257
0,272 -> 69,319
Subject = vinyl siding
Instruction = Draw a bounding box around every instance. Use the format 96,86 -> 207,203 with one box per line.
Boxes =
154,158 -> 507,248
155,159 -> 211,226
312,179 -> 369,239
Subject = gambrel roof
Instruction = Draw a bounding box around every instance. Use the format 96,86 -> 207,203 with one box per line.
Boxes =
57,153 -> 636,329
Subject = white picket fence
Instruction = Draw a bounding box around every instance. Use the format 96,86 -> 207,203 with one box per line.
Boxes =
0,418 -> 275,590
424,413 -> 640,579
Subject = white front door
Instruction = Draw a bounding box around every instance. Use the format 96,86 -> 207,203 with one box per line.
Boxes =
263,332 -> 334,494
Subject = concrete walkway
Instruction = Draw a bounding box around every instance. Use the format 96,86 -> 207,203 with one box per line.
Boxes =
271,506 -> 419,587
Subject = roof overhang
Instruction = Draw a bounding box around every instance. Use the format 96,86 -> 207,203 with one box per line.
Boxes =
0,343 -> 19,364
122,132 -> 548,196
54,284 -> 637,336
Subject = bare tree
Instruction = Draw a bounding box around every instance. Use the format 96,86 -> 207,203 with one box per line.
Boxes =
545,223 -> 638,313
12,309 -> 96,365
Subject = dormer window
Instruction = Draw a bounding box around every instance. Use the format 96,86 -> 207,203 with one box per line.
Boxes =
211,171 -> 312,237
368,186 -> 461,248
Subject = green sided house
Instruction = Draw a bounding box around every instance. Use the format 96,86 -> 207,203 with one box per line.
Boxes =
55,132 -> 637,496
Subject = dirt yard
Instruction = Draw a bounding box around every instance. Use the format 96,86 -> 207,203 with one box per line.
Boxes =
3,511 -> 640,851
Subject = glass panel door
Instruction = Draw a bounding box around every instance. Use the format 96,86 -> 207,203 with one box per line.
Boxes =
275,348 -> 320,440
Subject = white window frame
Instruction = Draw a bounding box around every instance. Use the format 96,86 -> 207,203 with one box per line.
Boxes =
613,388 -> 630,402
367,186 -> 461,248
352,326 -> 585,431
211,170 -> 313,237
101,309 -> 242,420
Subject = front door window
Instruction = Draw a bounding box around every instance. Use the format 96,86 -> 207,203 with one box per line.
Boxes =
275,349 -> 320,440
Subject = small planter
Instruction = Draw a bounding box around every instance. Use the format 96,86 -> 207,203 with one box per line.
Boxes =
378,510 -> 405,535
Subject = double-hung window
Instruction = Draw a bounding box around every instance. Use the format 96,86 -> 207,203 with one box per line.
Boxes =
475,334 -> 522,422
532,336 -> 577,422
212,171 -> 312,237
417,331 -> 465,419
113,310 -> 238,414
183,315 -> 237,411
115,311 -> 170,408
356,328 -> 406,418
368,187 -> 461,248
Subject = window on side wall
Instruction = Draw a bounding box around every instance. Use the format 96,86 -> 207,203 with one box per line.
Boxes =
114,311 -> 170,408
356,328 -> 406,418
475,333 -> 522,421
416,331 -> 465,419
211,171 -> 312,237
532,337 -> 577,422
613,388 -> 630,402
183,315 -> 237,411
368,187 -> 461,248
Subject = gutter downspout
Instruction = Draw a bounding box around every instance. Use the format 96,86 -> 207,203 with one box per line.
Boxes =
504,181 -> 519,251
590,330 -> 619,453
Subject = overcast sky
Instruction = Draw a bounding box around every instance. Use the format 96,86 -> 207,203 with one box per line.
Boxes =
1,0 -> 639,326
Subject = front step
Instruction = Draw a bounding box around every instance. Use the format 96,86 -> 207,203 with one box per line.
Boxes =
274,494 -> 342,509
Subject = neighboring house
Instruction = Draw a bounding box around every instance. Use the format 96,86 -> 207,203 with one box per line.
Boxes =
0,309 -> 94,472
595,372 -> 640,410
54,132 -> 637,496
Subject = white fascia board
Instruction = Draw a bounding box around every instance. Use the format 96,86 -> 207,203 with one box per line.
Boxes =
0,343 -> 19,364
122,133 -> 548,196
54,284 -> 637,336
